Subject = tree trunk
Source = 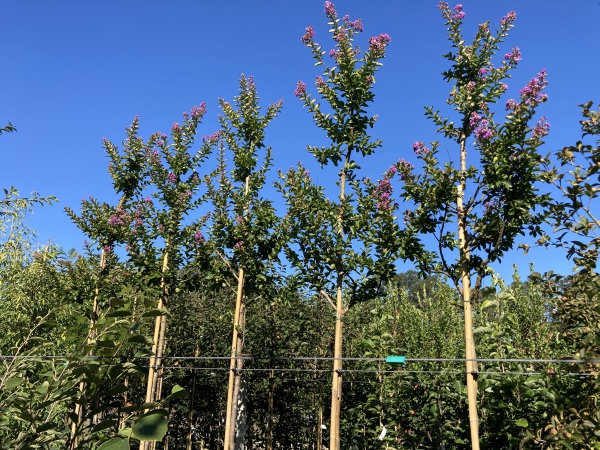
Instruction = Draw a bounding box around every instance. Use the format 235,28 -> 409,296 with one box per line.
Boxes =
224,266 -> 245,450
187,352 -> 198,450
457,134 -> 480,450
141,249 -> 170,450
329,272 -> 344,450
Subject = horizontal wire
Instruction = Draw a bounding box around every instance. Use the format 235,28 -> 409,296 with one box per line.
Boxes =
1,355 -> 597,364
151,365 -> 593,376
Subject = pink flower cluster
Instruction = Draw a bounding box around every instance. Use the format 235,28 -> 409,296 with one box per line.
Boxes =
167,172 -> 177,184
301,26 -> 315,45
519,69 -> 548,107
412,141 -> 430,155
202,130 -> 222,144
234,241 -> 244,250
500,11 -> 516,25
295,80 -> 307,98
324,1 -> 336,16
373,177 -> 393,210
470,112 -> 495,141
368,33 -> 391,56
532,116 -> 550,139
195,230 -> 206,245
108,207 -> 129,226
171,122 -> 182,133
133,209 -> 144,227
451,4 -> 465,21
190,103 -> 207,118
148,149 -> 162,165
504,46 -> 522,63
315,76 -> 326,88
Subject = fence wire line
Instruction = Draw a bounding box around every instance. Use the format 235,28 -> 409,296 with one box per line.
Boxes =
1,355 -> 597,364
152,365 -> 593,377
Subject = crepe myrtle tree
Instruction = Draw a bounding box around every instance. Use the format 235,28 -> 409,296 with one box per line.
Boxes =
390,4 -> 552,449
204,75 -> 283,450
67,106 -> 214,449
279,3 -> 402,449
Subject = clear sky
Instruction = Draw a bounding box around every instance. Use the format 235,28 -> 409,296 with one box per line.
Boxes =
1,1 -> 599,280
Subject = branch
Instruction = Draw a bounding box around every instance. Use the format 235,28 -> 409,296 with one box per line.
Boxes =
319,290 -> 336,310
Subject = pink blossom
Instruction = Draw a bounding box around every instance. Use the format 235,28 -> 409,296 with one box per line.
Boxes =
505,99 -> 517,111
195,230 -> 206,245
412,141 -> 430,155
294,81 -> 307,98
500,11 -> 516,25
144,196 -> 153,205
368,33 -> 391,55
532,116 -> 550,139
504,46 -> 522,63
519,69 -> 548,107
301,26 -> 315,45
171,122 -> 182,132
202,130 -> 222,143
373,177 -> 393,210
234,241 -> 244,250
324,1 -> 336,16
315,76 -> 326,88
167,173 -> 177,184
104,245 -> 112,254
329,49 -> 340,61
190,103 -> 207,118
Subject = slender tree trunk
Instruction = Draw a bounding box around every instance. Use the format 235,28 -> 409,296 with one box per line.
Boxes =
330,272 -> 344,450
457,135 -> 480,450
224,176 -> 250,450
330,150 -> 350,450
141,249 -> 170,450
187,352 -> 198,450
230,304 -> 246,447
224,266 -> 245,450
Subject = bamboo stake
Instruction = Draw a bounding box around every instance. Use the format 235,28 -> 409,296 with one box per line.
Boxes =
329,146 -> 350,450
186,350 -> 199,450
223,268 -> 245,450
224,176 -> 250,450
141,249 -> 169,450
457,134 -> 480,450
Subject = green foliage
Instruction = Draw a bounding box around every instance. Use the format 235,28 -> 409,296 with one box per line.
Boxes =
534,103 -> 600,448
207,74 -> 284,292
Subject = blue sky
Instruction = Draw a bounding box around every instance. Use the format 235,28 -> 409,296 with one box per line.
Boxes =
1,1 -> 599,279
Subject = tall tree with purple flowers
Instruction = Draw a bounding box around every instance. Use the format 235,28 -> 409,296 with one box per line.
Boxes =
67,106 -> 215,449
279,3 -> 403,448
205,75 -> 284,450
391,4 -> 552,449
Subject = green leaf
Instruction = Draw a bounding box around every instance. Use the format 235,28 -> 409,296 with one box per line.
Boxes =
97,437 -> 130,450
162,384 -> 188,403
131,413 -> 168,441
128,334 -> 153,345
515,418 -> 528,428
4,377 -> 25,389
